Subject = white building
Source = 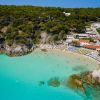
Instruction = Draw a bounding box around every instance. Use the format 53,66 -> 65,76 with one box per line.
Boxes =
63,12 -> 71,17
66,35 -> 74,39
74,34 -> 89,38
89,33 -> 97,37
92,22 -> 100,29
86,27 -> 92,31
66,35 -> 74,44
86,27 -> 93,34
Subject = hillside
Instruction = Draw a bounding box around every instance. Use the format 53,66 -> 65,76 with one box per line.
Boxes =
0,5 -> 100,45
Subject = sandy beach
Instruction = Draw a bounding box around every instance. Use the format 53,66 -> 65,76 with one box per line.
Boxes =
35,45 -> 100,69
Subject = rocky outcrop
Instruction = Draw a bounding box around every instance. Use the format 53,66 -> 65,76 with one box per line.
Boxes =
47,77 -> 60,87
67,71 -> 100,99
66,74 -> 84,92
0,43 -> 35,57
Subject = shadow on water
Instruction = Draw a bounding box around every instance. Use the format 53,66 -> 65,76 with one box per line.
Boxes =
82,82 -> 93,100
80,80 -> 100,100
71,82 -> 93,100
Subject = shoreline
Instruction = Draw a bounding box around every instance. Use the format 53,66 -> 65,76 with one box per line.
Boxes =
38,44 -> 100,63
36,46 -> 100,65
0,43 -> 100,65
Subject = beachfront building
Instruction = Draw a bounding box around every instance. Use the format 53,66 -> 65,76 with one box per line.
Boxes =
79,40 -> 90,46
85,27 -> 98,37
84,45 -> 100,50
96,37 -> 100,43
91,22 -> 100,29
86,27 -> 92,31
74,34 -> 89,39
94,38 -> 100,45
86,27 -> 93,34
66,35 -> 74,43
65,35 -> 76,47
89,33 -> 97,37
86,31 -> 97,37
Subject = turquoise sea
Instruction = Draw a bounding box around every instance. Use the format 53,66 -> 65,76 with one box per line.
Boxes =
0,50 -> 99,100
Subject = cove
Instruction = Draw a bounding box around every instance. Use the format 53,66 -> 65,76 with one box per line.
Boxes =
0,50 -> 99,100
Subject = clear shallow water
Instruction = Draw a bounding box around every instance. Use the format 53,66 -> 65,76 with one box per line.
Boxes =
0,50 -> 98,100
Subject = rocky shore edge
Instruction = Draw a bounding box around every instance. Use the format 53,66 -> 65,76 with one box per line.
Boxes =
67,69 -> 100,98
0,44 -> 36,57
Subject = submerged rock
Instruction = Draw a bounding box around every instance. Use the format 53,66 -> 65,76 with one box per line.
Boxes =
39,81 -> 45,86
67,71 -> 100,99
47,77 -> 60,87
73,66 -> 86,71
66,74 -> 83,91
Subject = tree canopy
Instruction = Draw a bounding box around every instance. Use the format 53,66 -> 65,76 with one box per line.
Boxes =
0,5 -> 100,45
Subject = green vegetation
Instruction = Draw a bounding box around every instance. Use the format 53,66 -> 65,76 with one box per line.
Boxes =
79,38 -> 94,42
97,28 -> 100,34
0,5 -> 100,45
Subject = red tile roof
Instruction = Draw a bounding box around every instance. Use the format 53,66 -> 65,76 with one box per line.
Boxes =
79,40 -> 90,43
84,45 -> 100,49
95,46 -> 100,48
96,38 -> 100,40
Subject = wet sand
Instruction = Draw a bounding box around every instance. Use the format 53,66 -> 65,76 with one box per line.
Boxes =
35,48 -> 100,69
